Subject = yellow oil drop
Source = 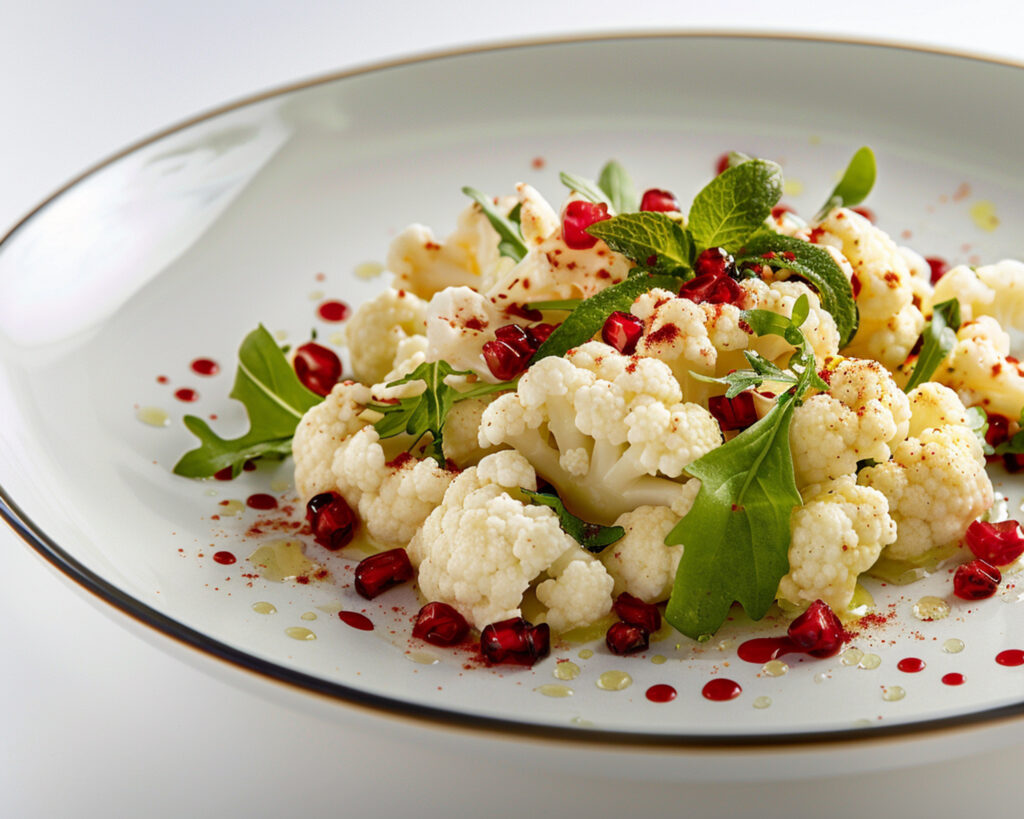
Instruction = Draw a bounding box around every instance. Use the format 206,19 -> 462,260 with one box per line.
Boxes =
317,603 -> 344,615
882,685 -> 906,702
300,611 -> 317,621
329,331 -> 346,346
570,716 -> 593,727
577,649 -> 594,660
354,261 -> 385,280
841,648 -> 864,666
309,290 -> 325,301
251,601 -> 277,615
650,655 -> 667,665
270,479 -> 291,493
943,638 -> 965,654
136,406 -> 170,427
535,684 -> 573,698
763,660 -> 788,677
274,329 -> 288,341
753,695 -> 772,709
553,662 -> 580,681
859,653 -> 882,670
560,614 -> 616,644
596,671 -> 632,691
970,200 -> 1000,232
406,651 -> 439,665
913,596 -> 950,621
218,499 -> 244,517
285,627 -> 316,641
248,539 -> 320,582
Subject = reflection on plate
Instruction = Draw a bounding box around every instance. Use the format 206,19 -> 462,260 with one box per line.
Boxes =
2,34 -> 1024,752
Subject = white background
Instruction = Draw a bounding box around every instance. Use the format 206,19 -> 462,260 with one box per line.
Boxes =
3,2 -> 1024,816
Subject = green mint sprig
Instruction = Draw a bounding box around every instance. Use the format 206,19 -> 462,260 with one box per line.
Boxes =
560,159 -> 637,214
814,146 -> 876,221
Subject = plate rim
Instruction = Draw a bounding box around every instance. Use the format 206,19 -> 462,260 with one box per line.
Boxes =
4,30 -> 1024,750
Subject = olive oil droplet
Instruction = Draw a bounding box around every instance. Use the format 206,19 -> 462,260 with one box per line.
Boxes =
285,627 -> 316,641
553,662 -> 580,681
535,684 -> 573,698
136,406 -> 170,427
252,601 -> 277,615
596,671 -> 632,691
943,638 -> 965,654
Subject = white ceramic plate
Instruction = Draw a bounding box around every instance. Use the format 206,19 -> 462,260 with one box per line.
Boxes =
3,34 -> 1024,749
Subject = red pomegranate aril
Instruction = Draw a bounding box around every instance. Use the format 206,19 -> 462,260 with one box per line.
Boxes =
305,492 -> 357,551
925,256 -> 949,285
606,622 -> 650,655
482,339 -> 531,381
640,188 -> 679,212
714,152 -> 732,176
293,341 -> 342,397
612,592 -> 661,633
493,323 -> 535,356
413,602 -> 470,646
678,273 -> 743,306
986,413 -> 1011,449
526,322 -> 557,347
851,206 -> 876,223
965,520 -> 1024,566
708,392 -> 758,431
354,548 -> 414,599
480,618 -> 550,666
693,247 -> 737,280
787,599 -> 845,658
771,204 -> 795,220
953,558 -> 1001,600
601,311 -> 644,355
562,201 -> 610,250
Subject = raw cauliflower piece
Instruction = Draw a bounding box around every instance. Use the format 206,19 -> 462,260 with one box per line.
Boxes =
386,199 -> 515,299
343,287 -> 428,385
934,316 -> 1024,420
422,286 -> 504,381
408,451 -> 613,630
932,260 -> 1024,337
808,208 -> 924,367
777,476 -> 896,613
905,382 -> 970,438
859,425 -> 993,561
478,343 -> 721,524
789,356 -> 911,487
292,380 -> 372,497
331,427 -> 456,546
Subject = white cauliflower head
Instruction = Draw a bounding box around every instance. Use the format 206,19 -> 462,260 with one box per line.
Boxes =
933,316 -> 1024,421
292,380 -> 372,498
422,286 -> 504,382
343,287 -> 428,385
932,260 -> 1024,346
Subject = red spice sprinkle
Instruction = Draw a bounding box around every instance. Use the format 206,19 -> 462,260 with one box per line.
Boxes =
781,251 -> 796,262
897,657 -> 926,673
212,550 -> 236,565
996,649 -> 1024,667
531,156 -> 546,170
317,299 -> 351,322
190,358 -> 220,376
246,493 -> 278,510
156,375 -> 169,384
702,678 -> 742,701
174,387 -> 199,402
645,684 -> 677,703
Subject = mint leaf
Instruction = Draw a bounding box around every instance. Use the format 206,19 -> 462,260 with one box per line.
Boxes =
597,160 -> 638,214
521,489 -> 625,553
585,212 -> 693,274
736,232 -> 859,347
174,325 -> 322,478
903,299 -> 961,392
527,299 -> 581,311
815,146 -> 876,220
462,187 -> 527,262
688,159 -> 783,252
532,273 -> 686,361
559,171 -> 612,209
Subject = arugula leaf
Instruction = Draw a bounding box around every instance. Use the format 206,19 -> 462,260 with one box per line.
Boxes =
815,146 -> 876,220
174,325 -> 322,478
521,489 -> 625,553
903,298 -> 961,392
597,160 -> 638,214
559,171 -> 613,209
369,361 -> 515,465
691,350 -> 799,398
585,212 -> 694,275
688,159 -> 783,252
462,187 -> 527,262
527,299 -> 581,312
531,273 -> 686,361
736,231 -> 859,347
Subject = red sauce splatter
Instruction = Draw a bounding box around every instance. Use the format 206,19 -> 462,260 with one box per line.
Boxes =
156,375 -> 169,384
531,156 -> 546,170
246,493 -> 278,510
737,636 -> 801,663
338,611 -> 374,631
702,678 -> 742,701
714,152 -> 732,176
897,657 -> 926,673
190,357 -> 220,376
174,387 -> 199,402
243,460 -> 257,472
645,684 -> 677,703
213,466 -> 234,481
942,673 -> 965,686
317,300 -> 350,322
996,649 -> 1024,667
212,551 -> 236,565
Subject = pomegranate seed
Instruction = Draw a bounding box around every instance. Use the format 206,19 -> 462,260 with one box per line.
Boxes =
562,201 -> 610,250
771,204 -> 795,220
640,188 -> 679,212
708,392 -> 759,431
851,206 -> 876,223
612,592 -> 661,633
953,558 -> 1001,600
787,599 -> 845,658
480,618 -> 550,666
1004,453 -> 1024,473
305,492 -> 356,550
353,548 -> 414,599
965,520 -> 1024,566
714,152 -> 732,175
493,324 -> 534,356
986,413 -> 1010,449
601,311 -> 644,354
482,339 -> 531,381
526,322 -> 557,346
925,256 -> 949,285
678,273 -> 743,305
413,602 -> 470,646
293,341 -> 342,397
693,247 -> 737,279
606,621 -> 649,655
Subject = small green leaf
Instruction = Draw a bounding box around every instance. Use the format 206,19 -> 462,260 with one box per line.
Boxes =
462,186 -> 527,262
559,171 -> 613,209
966,407 -> 994,456
585,212 -> 694,274
597,160 -> 638,214
903,299 -> 962,392
521,489 -> 625,553
527,299 -> 581,312
688,159 -> 783,252
815,146 -> 876,220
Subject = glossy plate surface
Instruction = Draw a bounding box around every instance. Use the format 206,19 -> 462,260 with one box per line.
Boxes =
2,34 -> 1024,747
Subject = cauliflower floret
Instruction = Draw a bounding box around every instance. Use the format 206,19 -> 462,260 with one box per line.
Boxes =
932,260 -> 1024,343
331,427 -> 456,546
906,382 -> 970,438
777,476 -> 897,612
386,199 -> 515,299
789,357 -> 911,487
292,380 -> 372,497
897,245 -> 936,312
808,208 -> 924,367
343,287 -> 428,385
478,345 -> 721,524
934,316 -> 1024,420
859,425 -> 993,560
408,451 -> 611,629
441,397 -> 496,467
422,286 -> 505,381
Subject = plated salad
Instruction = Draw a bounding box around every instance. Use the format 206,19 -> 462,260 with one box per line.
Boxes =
174,149 -> 1024,666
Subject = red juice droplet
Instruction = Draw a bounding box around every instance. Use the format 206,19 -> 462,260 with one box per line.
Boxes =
317,300 -> 350,322
174,387 -> 199,402
156,375 -> 169,384
213,466 -> 234,481
737,636 -> 800,663
897,657 -> 926,673
338,611 -> 374,631
212,550 -> 236,565
246,493 -> 278,510
645,684 -> 677,703
996,649 -> 1024,667
190,358 -> 220,376
942,673 -> 965,686
702,678 -> 742,701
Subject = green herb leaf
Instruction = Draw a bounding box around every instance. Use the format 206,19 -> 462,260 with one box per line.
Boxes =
597,160 -> 638,214
527,299 -> 582,312
903,298 -> 961,393
691,350 -> 798,398
688,159 -> 783,252
815,146 -> 876,220
521,489 -> 625,553
462,186 -> 527,262
585,212 -> 694,274
559,171 -> 613,209
531,273 -> 686,361
174,325 -> 322,478
966,406 -> 994,456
